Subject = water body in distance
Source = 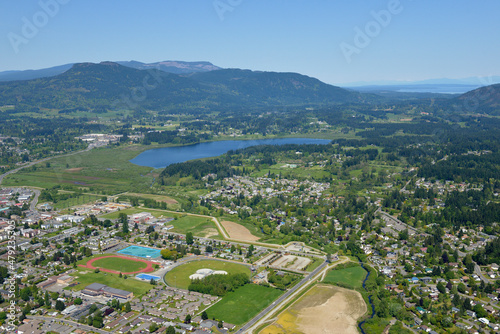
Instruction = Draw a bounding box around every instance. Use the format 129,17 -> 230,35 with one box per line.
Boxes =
130,138 -> 331,168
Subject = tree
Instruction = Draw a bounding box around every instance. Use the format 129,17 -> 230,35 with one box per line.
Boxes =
44,291 -> 50,308
218,320 -> 223,328
74,297 -> 82,305
437,282 -> 446,294
122,219 -> 129,234
186,232 -> 194,245
124,301 -> 131,312
184,314 -> 191,324
55,300 -> 65,311
165,326 -> 176,334
473,304 -> 488,318
149,323 -> 159,333
201,310 -> 208,320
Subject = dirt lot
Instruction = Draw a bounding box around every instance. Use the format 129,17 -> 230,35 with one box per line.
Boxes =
65,168 -> 84,173
221,220 -> 259,241
261,284 -> 367,334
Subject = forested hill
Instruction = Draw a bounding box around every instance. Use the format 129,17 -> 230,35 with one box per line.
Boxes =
0,62 -> 366,111
454,83 -> 500,115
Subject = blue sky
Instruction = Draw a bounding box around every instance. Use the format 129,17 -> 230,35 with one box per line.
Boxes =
1,0 -> 499,85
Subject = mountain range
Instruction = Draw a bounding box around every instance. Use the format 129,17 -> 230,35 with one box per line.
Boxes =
0,62 -> 366,111
0,61 -> 498,115
0,60 -> 221,82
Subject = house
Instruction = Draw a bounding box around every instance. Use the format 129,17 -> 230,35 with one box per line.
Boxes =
416,306 -> 427,314
466,310 -> 476,318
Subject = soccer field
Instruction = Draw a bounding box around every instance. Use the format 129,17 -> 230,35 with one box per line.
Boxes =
206,284 -> 283,325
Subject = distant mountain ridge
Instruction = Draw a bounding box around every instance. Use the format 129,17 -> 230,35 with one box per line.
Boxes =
0,60 -> 221,82
0,62 -> 365,111
455,83 -> 500,115
116,60 -> 221,74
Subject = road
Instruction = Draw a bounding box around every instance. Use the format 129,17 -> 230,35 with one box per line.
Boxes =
30,189 -> 41,210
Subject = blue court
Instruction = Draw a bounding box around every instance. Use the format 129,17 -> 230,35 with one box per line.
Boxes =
137,273 -> 161,281
117,245 -> 161,258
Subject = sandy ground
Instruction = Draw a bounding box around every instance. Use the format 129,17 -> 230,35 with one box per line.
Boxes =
221,220 -> 259,241
261,285 -> 367,334
202,228 -> 219,238
65,168 -> 84,172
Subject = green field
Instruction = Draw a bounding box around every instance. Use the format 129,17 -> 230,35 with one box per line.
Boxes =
3,145 -> 155,193
101,208 -> 220,238
67,268 -> 153,296
164,260 -> 251,289
92,257 -> 147,273
322,265 -> 367,289
206,284 -> 283,325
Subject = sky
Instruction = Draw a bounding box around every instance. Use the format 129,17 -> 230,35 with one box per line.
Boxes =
1,0 -> 499,85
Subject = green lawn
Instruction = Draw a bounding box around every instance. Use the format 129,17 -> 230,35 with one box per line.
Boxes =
92,257 -> 147,273
67,269 -> 153,296
206,284 -> 283,325
101,208 -> 220,238
164,260 -> 250,289
322,265 -> 367,289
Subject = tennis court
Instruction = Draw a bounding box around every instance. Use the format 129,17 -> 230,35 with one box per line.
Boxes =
117,245 -> 161,258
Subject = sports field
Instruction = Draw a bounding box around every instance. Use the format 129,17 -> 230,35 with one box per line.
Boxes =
207,284 -> 283,325
78,255 -> 158,275
322,265 -> 367,289
164,260 -> 250,289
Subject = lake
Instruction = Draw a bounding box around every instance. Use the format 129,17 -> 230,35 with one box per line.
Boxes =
130,137 -> 331,168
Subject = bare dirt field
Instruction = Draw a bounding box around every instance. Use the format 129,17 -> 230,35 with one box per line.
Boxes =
125,192 -> 178,204
261,284 -> 367,334
221,220 -> 259,242
65,168 -> 84,172
201,228 -> 219,238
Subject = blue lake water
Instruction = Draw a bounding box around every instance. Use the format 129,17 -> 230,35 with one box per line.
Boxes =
130,137 -> 331,168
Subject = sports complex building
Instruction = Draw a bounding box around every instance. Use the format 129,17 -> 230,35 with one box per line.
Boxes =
82,283 -> 133,300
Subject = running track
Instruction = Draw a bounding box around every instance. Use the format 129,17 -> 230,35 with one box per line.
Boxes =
78,255 -> 159,275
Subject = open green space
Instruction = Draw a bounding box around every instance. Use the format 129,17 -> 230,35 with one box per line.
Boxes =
206,284 -> 283,325
101,207 -> 219,238
322,265 -> 367,289
164,260 -> 250,289
92,257 -> 147,273
67,268 -> 153,296
51,194 -> 103,210
3,145 -> 155,193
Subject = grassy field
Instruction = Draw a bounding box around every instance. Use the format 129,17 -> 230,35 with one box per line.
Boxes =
67,268 -> 153,296
3,145 -> 155,194
207,284 -> 283,325
100,207 -> 219,238
322,265 -> 367,289
92,257 -> 147,273
52,194 -> 103,210
164,260 -> 250,289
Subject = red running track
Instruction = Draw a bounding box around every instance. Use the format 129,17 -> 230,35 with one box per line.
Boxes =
78,255 -> 159,275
